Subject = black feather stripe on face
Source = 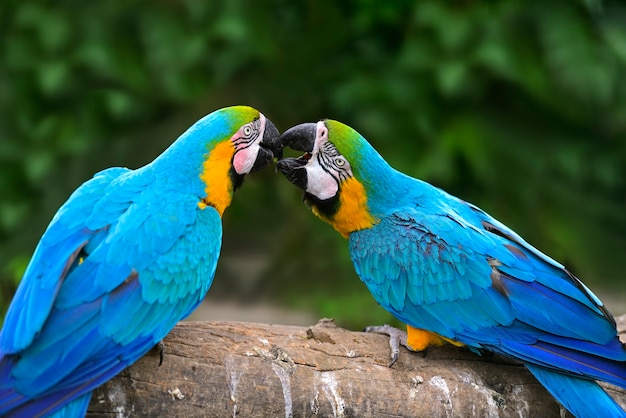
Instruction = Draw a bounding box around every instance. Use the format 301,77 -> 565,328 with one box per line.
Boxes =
233,118 -> 262,150
318,142 -> 351,183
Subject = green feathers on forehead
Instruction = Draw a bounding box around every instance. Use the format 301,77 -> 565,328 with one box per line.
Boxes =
222,106 -> 260,128
323,119 -> 396,195
324,120 -> 365,159
195,106 -> 260,146
324,119 -> 380,180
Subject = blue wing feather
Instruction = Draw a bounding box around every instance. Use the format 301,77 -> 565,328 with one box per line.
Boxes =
0,168 -> 128,355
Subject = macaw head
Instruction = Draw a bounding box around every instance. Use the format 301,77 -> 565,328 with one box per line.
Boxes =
158,105 -> 281,215
198,105 -> 281,172
276,120 -> 396,237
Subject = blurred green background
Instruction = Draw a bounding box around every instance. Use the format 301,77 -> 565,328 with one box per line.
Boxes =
1,0 -> 625,330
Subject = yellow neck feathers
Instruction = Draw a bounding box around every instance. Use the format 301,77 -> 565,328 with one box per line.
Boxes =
198,141 -> 235,216
313,177 -> 377,238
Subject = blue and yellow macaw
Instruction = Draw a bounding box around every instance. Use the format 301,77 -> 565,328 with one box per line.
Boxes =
0,106 -> 280,417
276,120 -> 626,418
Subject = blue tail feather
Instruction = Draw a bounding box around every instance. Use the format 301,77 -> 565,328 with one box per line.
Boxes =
500,338 -> 626,390
46,392 -> 92,418
526,364 -> 626,418
0,388 -> 24,416
0,387 -> 90,418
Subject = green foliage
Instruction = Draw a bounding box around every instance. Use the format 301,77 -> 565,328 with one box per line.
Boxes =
1,0 -> 625,327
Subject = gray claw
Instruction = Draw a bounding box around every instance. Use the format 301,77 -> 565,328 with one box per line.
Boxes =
157,341 -> 165,367
364,324 -> 413,366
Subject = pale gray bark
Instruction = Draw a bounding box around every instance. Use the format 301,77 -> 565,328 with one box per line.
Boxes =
87,316 -> 626,417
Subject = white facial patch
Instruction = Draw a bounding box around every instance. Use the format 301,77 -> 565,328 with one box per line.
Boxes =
302,121 -> 347,200
305,156 -> 339,200
233,114 -> 266,175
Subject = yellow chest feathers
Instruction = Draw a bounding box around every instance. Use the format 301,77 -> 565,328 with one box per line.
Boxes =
198,141 -> 235,216
312,177 -> 377,238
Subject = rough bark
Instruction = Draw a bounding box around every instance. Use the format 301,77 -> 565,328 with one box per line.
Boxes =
87,315 -> 626,417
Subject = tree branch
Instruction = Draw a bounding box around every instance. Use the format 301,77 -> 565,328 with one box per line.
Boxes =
87,315 -> 626,417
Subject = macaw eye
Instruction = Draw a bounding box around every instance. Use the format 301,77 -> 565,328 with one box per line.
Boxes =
243,125 -> 252,136
335,157 -> 346,167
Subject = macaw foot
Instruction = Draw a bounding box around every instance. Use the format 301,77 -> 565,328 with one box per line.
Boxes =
364,324 -> 416,367
365,324 -> 463,367
157,340 -> 165,367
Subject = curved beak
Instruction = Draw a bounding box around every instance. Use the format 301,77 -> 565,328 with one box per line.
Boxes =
277,123 -> 317,152
275,122 -> 318,190
251,118 -> 281,172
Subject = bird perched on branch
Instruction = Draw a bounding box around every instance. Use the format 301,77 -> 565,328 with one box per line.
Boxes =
276,119 -> 626,418
0,106 -> 280,417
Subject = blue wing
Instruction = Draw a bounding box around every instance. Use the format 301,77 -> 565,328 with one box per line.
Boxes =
0,167 -> 129,354
0,165 -> 221,416
350,196 -> 626,388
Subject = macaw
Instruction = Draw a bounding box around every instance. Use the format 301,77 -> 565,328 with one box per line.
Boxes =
276,120 -> 626,418
0,106 -> 280,417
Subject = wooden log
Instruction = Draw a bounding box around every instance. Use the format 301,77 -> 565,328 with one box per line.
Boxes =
88,315 -> 626,417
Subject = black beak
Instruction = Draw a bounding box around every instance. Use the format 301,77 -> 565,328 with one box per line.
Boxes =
276,156 -> 309,190
275,122 -> 318,190
277,123 -> 317,152
251,118 -> 281,172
